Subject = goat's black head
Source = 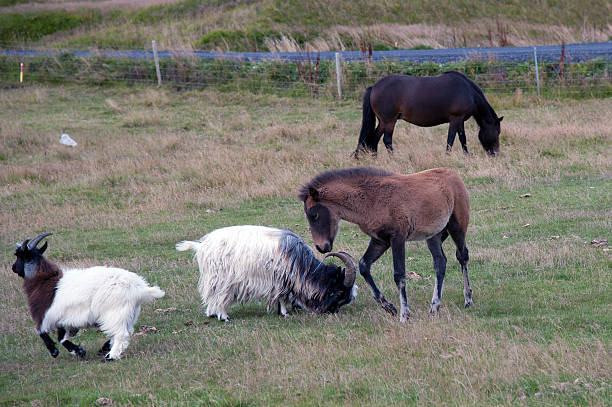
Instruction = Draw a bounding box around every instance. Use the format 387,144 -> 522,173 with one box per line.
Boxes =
311,251 -> 359,314
12,233 -> 52,278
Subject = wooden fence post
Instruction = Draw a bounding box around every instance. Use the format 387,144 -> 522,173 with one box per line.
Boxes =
335,52 -> 342,99
533,47 -> 540,97
152,40 -> 162,87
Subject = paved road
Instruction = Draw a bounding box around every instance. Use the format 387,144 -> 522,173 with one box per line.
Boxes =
3,42 -> 611,63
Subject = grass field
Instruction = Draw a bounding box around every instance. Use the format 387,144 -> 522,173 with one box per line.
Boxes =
0,84 -> 610,406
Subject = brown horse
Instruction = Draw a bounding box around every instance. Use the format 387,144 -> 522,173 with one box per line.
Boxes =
299,167 -> 472,322
354,71 -> 503,157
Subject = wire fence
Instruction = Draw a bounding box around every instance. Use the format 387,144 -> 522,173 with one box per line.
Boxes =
1,43 -> 611,99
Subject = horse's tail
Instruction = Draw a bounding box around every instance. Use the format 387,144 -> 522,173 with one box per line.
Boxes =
354,86 -> 376,158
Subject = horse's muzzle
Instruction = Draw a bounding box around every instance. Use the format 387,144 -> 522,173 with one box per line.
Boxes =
316,242 -> 332,253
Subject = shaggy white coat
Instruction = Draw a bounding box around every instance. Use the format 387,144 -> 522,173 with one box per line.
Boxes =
177,225 -> 324,321
40,266 -> 165,359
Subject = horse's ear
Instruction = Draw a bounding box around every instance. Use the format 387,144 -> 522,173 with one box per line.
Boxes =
309,187 -> 320,202
497,116 -> 504,123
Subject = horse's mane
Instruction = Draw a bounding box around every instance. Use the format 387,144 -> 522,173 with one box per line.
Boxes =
443,70 -> 497,124
299,167 -> 392,201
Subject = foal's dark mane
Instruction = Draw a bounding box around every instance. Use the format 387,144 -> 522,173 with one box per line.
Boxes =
443,70 -> 497,125
299,167 -> 392,201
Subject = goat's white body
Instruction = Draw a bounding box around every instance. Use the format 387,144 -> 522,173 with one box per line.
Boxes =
177,226 -> 303,320
40,266 -> 164,359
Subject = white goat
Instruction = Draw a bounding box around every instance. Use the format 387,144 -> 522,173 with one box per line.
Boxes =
176,225 -> 358,321
12,233 -> 165,360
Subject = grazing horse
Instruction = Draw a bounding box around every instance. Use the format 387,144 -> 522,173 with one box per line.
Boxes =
354,71 -> 503,157
299,167 -> 472,322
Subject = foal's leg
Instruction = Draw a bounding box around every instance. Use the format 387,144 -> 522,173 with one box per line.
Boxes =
447,217 -> 473,307
426,233 -> 447,315
359,238 -> 396,315
382,121 -> 396,153
57,327 -> 86,357
390,236 -> 410,322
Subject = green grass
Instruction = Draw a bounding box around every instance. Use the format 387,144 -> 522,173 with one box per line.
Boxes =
0,10 -> 100,44
0,84 -> 610,406
1,1 -> 610,50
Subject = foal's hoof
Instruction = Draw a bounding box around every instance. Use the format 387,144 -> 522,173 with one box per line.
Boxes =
381,301 -> 397,316
429,300 -> 441,316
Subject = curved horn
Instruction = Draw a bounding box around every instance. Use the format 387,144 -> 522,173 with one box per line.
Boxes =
27,233 -> 53,250
325,251 -> 358,287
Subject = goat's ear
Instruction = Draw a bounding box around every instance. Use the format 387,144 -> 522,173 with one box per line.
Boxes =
309,187 -> 320,202
39,241 -> 48,255
497,116 -> 504,123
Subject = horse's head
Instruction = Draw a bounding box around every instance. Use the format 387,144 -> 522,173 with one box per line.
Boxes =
300,187 -> 341,254
478,116 -> 503,156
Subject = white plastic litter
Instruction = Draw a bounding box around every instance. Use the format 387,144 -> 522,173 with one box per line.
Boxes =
60,133 -> 77,147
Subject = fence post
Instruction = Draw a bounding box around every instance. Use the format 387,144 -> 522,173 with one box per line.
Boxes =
533,46 -> 540,97
335,52 -> 342,99
152,40 -> 162,87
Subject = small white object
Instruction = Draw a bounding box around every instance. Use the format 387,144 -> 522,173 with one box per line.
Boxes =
60,133 -> 77,147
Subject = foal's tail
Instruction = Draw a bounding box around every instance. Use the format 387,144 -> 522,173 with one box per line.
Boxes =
354,86 -> 376,158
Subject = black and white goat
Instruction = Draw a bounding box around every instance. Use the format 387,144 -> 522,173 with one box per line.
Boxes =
12,233 -> 165,360
176,225 -> 358,321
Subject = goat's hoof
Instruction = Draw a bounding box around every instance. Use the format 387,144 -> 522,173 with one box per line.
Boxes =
50,348 -> 59,358
464,299 -> 473,308
104,354 -> 117,361
400,312 -> 410,323
76,348 -> 86,358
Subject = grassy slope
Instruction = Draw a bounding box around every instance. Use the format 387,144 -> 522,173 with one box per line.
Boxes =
0,85 -> 610,405
0,0 -> 610,49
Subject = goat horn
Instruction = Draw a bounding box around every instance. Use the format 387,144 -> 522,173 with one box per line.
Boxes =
325,251 -> 358,287
27,233 -> 53,250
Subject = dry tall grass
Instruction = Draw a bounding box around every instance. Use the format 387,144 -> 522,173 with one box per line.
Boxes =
1,87 -> 610,236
